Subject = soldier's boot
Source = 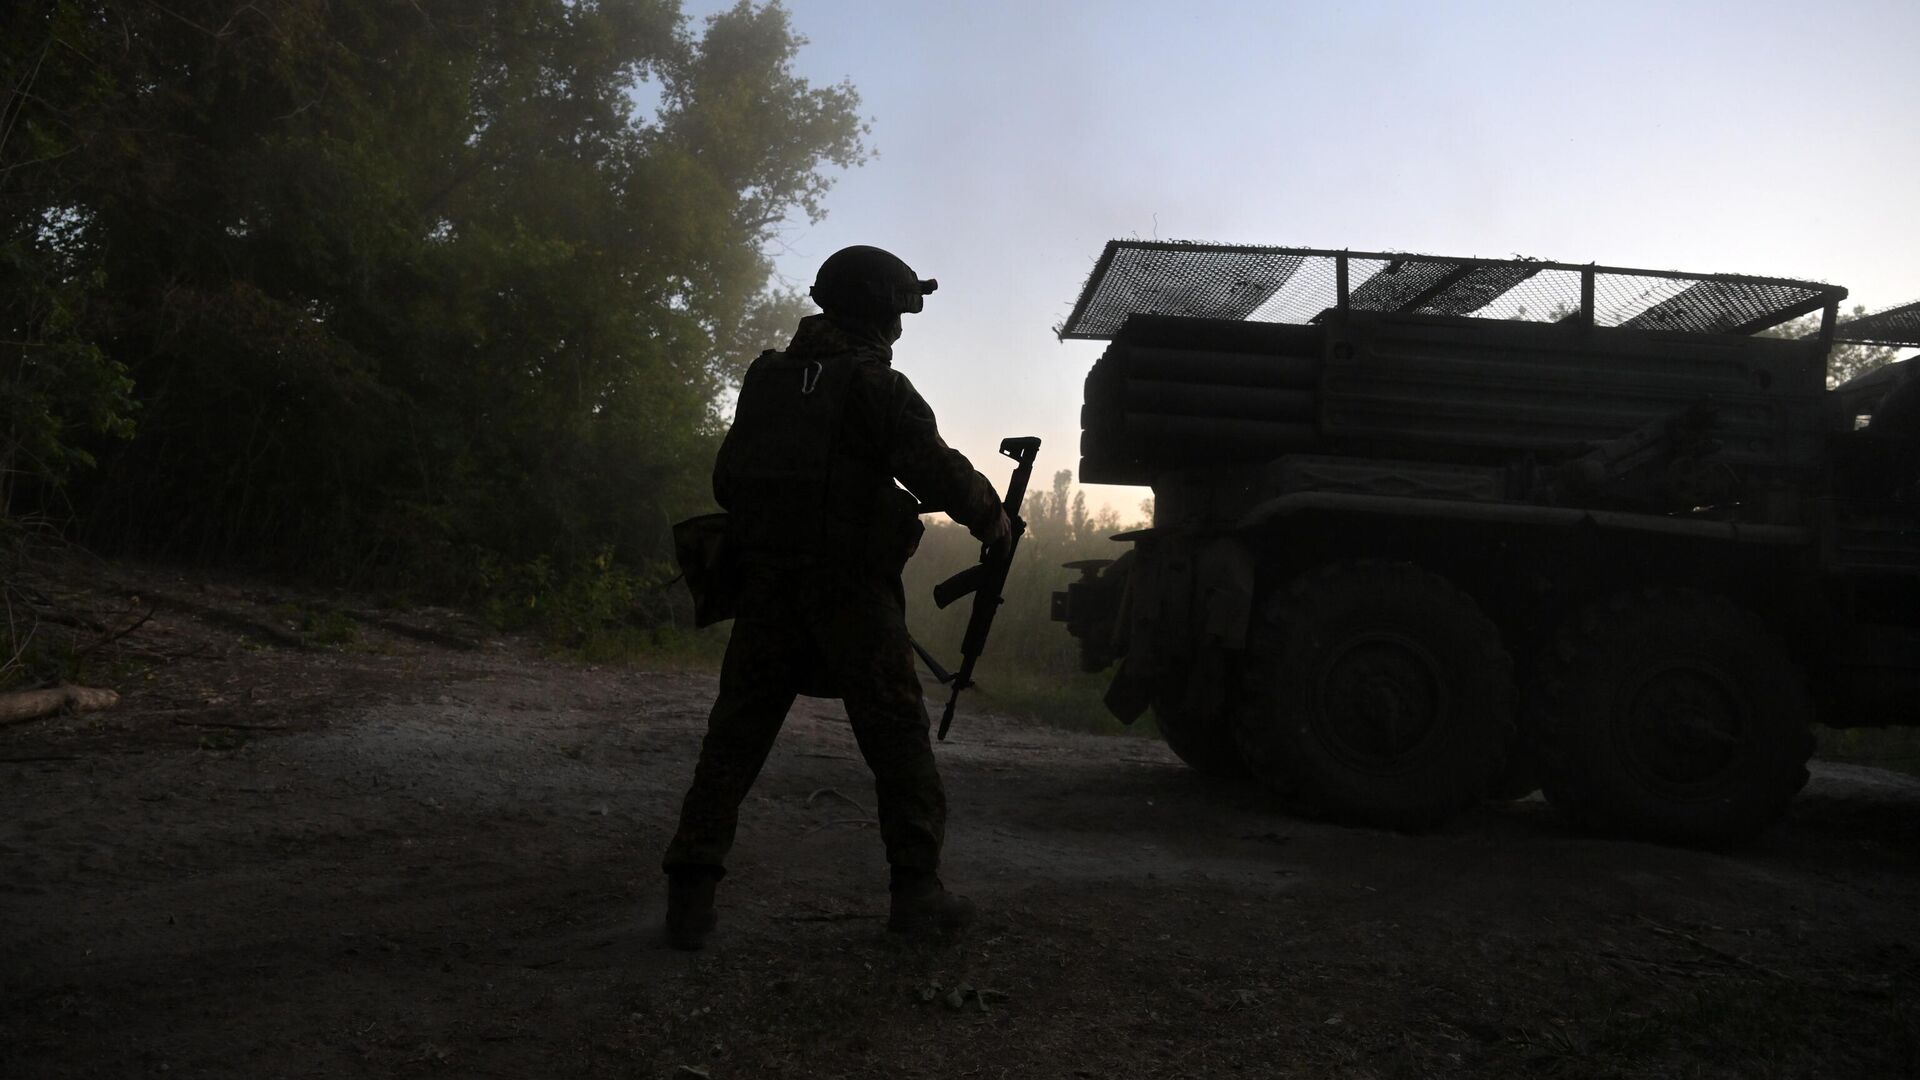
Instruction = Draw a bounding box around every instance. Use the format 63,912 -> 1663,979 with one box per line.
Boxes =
664,870 -> 719,951
886,869 -> 974,935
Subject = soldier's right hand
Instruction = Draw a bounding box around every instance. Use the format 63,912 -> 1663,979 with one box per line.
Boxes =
975,507 -> 1012,556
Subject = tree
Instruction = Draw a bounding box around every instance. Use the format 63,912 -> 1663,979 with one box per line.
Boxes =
1,1 -> 866,602
1764,304 -> 1898,388
1,13 -> 140,519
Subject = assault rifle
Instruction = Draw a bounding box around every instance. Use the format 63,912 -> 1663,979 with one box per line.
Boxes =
911,436 -> 1042,741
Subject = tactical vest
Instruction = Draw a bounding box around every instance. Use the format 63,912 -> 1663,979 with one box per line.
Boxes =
720,348 -> 921,572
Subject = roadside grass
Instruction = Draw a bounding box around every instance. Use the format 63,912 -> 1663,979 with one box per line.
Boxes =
949,666 -> 1143,736
269,603 -> 361,648
566,622 -> 730,670
1815,725 -> 1920,777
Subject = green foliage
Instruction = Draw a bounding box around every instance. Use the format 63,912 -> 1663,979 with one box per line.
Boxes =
0,237 -> 138,516
476,546 -> 654,641
1,2 -> 865,618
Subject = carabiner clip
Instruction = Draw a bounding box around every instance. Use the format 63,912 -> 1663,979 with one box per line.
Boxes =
800,361 -> 823,395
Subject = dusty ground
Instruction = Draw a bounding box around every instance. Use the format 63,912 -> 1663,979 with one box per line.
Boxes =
3,569 -> 1918,1079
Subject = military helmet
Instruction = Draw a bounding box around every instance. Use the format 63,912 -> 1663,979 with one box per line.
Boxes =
810,245 -> 938,317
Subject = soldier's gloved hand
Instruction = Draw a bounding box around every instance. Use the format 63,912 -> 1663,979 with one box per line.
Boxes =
975,507 -> 1012,558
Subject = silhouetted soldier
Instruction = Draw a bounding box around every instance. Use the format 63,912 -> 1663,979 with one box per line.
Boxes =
662,246 -> 1010,949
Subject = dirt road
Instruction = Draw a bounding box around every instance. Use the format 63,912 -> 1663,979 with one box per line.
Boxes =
4,585 -> 1918,1078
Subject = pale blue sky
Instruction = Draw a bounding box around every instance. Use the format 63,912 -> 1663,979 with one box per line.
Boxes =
689,0 -> 1920,514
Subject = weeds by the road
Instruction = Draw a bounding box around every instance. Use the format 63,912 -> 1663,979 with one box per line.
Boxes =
1817,726 -> 1920,778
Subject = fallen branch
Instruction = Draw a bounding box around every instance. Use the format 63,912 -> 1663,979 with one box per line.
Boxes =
76,604 -> 156,659
168,716 -> 287,731
806,787 -> 873,816
117,641 -> 222,662
0,685 -> 121,727
803,817 -> 875,835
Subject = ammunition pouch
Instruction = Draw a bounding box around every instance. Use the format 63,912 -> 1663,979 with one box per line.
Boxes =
672,512 -> 737,627
871,485 -> 926,577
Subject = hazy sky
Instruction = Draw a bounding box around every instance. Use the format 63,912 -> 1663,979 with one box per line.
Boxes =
686,0 -> 1920,515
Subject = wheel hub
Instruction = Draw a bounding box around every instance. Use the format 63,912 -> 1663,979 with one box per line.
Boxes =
1318,635 -> 1447,769
1622,666 -> 1745,788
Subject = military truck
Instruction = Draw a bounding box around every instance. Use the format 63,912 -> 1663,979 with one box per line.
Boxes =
1049,241 -> 1920,842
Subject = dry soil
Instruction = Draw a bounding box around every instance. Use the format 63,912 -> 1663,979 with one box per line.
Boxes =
3,572 -> 1918,1078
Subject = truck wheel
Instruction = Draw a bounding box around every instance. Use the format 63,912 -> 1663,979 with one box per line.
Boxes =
1151,651 -> 1250,778
1540,589 -> 1813,844
1235,560 -> 1514,829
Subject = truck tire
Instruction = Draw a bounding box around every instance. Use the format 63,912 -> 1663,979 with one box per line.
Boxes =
1540,589 -> 1813,844
1234,560 -> 1514,829
1144,645 -> 1251,772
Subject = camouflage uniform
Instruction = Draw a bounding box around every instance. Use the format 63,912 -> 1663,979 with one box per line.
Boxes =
663,313 -> 1002,880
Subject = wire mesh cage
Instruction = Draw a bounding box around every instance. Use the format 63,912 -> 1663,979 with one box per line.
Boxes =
1834,300 -> 1920,348
1059,241 -> 1847,341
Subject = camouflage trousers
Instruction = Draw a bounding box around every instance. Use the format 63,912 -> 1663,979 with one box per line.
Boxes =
662,573 -> 946,878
